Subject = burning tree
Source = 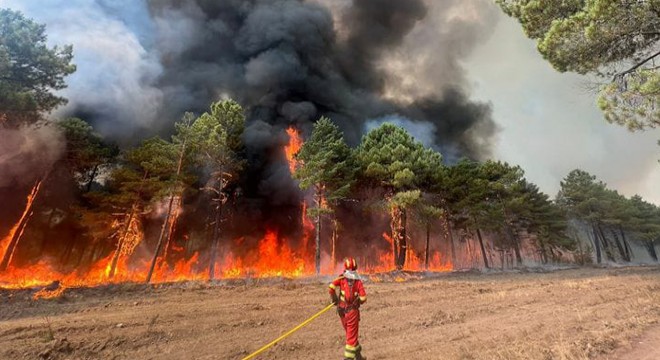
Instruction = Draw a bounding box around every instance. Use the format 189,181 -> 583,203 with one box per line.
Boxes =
293,117 -> 354,274
146,112 -> 197,283
97,137 -> 177,279
356,123 -> 443,270
185,100 -> 245,280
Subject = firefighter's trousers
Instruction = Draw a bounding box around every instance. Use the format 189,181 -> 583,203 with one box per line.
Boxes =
340,309 -> 362,359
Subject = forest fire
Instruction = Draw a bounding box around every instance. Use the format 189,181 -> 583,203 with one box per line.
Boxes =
0,180 -> 42,271
0,126 -> 452,297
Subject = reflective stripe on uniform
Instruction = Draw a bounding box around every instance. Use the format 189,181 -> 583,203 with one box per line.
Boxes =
329,284 -> 336,289
344,344 -> 358,358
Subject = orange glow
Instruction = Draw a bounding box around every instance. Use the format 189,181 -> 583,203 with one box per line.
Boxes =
0,180 -> 42,267
364,233 -> 453,274
0,130 -> 453,297
219,229 -> 308,278
0,226 -> 453,293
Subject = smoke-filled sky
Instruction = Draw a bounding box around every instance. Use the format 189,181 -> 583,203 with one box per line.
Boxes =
1,0 -> 658,204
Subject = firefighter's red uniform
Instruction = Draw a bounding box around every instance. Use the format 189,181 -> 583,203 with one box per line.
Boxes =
329,258 -> 367,360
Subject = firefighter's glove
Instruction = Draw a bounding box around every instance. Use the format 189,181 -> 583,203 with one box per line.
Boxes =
330,293 -> 339,305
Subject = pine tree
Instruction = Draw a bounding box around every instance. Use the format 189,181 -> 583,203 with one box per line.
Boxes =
356,123 -> 443,269
293,117 -> 354,274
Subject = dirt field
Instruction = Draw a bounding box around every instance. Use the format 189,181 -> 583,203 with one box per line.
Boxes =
1,266 -> 660,360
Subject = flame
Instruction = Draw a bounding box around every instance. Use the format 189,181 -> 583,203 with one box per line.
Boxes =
363,232 -> 453,274
0,180 -> 42,267
33,285 -> 67,300
0,127 -> 454,296
284,127 -> 303,173
219,229 -> 307,278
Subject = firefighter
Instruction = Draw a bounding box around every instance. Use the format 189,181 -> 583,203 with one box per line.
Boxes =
329,257 -> 367,360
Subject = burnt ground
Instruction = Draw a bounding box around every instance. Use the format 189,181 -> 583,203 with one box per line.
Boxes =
1,266 -> 659,360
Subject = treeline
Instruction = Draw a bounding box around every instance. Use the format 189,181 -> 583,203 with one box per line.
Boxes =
295,118 -> 660,271
2,9 -> 659,278
557,170 -> 660,263
22,106 -> 656,279
47,102 -> 245,281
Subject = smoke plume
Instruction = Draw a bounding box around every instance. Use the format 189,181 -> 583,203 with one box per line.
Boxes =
0,125 -> 64,189
3,0 -> 499,205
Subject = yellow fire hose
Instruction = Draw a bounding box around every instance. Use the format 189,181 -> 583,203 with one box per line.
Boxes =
241,302 -> 336,360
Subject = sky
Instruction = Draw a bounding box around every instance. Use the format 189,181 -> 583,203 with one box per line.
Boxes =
2,0 -> 658,204
463,8 -> 660,204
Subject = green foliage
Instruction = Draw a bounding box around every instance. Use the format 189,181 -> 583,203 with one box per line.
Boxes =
556,169 -> 604,221
101,137 -> 178,210
186,99 -> 246,187
0,9 -> 75,127
356,123 -> 443,193
58,118 -> 118,189
443,159 -> 572,257
294,116 -> 354,205
599,69 -> 660,130
627,195 -> 660,243
496,0 -> 660,130
557,168 -> 660,261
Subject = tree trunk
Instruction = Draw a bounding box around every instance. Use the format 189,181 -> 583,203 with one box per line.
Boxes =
108,207 -> 136,278
443,213 -> 457,269
331,218 -> 338,270
208,200 -> 222,280
424,222 -> 430,270
618,225 -> 633,260
85,164 -> 99,192
398,208 -> 407,269
0,180 -> 42,271
644,241 -> 658,262
162,208 -> 179,260
591,224 -> 602,264
506,224 -> 523,266
147,137 -> 188,283
609,227 -> 629,262
146,194 -> 177,283
596,224 -> 615,262
109,169 -> 149,279
314,192 -> 321,275
538,238 -> 548,264
499,249 -> 505,270
391,206 -> 407,270
475,228 -> 490,269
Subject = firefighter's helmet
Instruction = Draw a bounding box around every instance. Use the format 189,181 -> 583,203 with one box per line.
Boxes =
343,257 -> 358,271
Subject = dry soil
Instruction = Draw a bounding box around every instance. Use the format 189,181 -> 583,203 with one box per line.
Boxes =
1,266 -> 659,360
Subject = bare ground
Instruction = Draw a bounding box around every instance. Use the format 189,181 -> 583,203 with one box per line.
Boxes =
1,266 -> 659,360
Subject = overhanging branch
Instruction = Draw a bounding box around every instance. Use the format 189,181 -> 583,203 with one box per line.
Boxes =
614,49 -> 660,80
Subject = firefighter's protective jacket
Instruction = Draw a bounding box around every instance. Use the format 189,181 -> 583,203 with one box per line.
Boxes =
329,274 -> 366,308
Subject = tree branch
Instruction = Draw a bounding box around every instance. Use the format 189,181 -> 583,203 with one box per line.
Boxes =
615,49 -> 660,79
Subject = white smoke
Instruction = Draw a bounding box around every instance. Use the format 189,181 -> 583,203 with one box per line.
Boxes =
0,125 -> 64,188
2,0 -> 164,137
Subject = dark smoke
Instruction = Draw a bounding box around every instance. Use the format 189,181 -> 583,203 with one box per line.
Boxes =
145,0 -> 497,204
2,0 -> 499,207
